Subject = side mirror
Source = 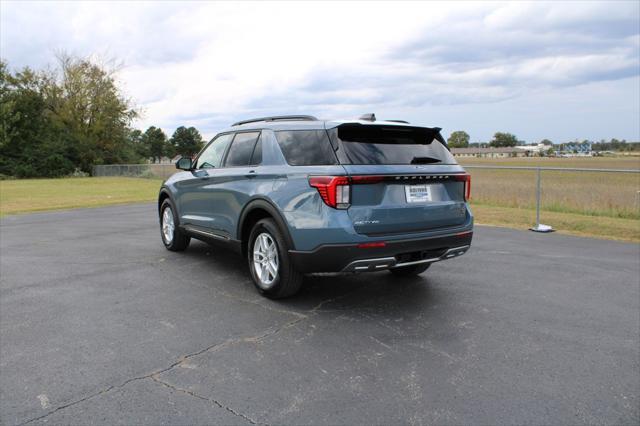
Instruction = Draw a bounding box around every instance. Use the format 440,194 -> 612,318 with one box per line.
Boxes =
176,157 -> 193,170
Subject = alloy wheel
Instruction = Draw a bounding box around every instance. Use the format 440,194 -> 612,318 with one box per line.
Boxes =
162,207 -> 175,244
253,232 -> 279,288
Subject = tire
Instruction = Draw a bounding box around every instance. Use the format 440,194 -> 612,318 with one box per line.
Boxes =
159,198 -> 190,251
248,218 -> 303,298
389,263 -> 431,276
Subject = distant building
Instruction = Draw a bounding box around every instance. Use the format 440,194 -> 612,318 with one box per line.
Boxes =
515,143 -> 549,155
560,142 -> 593,156
451,147 -> 526,158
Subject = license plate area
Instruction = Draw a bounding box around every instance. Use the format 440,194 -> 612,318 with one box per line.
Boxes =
405,184 -> 432,203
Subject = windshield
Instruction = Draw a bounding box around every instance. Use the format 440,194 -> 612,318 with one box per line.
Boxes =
328,124 -> 456,165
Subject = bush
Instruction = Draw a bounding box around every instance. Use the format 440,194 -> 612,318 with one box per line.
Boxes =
139,169 -> 158,179
70,168 -> 90,177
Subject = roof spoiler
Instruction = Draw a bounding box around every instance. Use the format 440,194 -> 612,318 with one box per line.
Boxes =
433,127 -> 449,150
337,123 -> 448,150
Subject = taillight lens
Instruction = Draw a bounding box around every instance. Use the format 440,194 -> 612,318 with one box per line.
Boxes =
308,176 -> 351,209
453,173 -> 471,201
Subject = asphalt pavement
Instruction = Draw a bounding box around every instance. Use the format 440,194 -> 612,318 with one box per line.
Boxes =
1,203 -> 638,425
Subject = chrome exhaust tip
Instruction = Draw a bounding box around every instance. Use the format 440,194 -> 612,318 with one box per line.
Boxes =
342,245 -> 470,273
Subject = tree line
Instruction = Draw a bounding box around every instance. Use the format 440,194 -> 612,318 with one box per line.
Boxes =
447,131 -> 521,148
131,125 -> 204,164
590,139 -> 638,152
447,130 -> 638,151
0,55 -> 204,178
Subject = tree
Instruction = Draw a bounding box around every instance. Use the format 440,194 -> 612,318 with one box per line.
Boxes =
128,128 -> 148,160
0,62 -> 74,177
170,126 -> 204,157
49,53 -> 139,171
490,132 -> 518,147
540,139 -> 553,146
0,54 -> 141,177
447,130 -> 470,148
142,126 -> 169,163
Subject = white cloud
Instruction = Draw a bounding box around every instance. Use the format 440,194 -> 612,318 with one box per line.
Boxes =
1,0 -> 638,141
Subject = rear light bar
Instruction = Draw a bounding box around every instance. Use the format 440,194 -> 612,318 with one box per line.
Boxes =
308,173 -> 472,208
350,175 -> 385,184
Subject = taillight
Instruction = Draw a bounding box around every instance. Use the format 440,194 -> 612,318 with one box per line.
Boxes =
453,173 -> 471,201
308,176 -> 350,209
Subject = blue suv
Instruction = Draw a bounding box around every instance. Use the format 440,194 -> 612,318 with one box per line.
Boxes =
158,114 -> 473,298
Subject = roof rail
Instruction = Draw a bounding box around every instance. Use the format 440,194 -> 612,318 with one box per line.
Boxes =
386,119 -> 410,124
231,115 -> 318,127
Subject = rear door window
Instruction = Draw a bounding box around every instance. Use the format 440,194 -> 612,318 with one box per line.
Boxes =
275,130 -> 338,166
329,124 -> 456,165
225,132 -> 260,167
249,135 -> 262,166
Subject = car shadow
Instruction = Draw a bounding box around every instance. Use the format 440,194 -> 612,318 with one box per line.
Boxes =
181,240 -> 444,319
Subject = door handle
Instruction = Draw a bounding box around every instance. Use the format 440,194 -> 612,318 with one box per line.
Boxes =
245,170 -> 257,179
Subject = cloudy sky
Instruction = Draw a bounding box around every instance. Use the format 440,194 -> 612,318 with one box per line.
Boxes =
2,1 -> 639,142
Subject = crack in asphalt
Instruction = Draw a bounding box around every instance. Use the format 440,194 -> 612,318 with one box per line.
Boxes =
16,288 -> 361,426
16,386 -> 117,426
17,324 -> 294,425
150,375 -> 261,425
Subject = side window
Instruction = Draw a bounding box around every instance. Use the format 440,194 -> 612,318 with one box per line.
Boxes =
224,132 -> 260,167
249,134 -> 262,166
274,130 -> 338,166
196,133 -> 233,169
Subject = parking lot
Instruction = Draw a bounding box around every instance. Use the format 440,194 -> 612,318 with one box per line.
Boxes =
1,203 -> 638,425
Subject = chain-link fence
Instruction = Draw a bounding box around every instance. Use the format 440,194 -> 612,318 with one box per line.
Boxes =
93,164 -> 176,180
93,163 -> 640,231
463,165 -> 640,231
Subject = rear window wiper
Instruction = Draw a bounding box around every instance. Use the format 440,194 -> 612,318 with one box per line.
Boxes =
410,157 -> 441,164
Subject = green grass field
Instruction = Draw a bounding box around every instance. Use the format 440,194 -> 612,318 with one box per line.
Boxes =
1,157 -> 638,242
0,177 -> 162,216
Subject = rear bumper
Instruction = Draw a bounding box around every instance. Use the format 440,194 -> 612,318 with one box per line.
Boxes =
289,230 -> 473,273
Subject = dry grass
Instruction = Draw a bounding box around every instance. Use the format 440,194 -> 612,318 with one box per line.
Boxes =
458,156 -> 640,169
471,203 -> 640,243
459,157 -> 640,220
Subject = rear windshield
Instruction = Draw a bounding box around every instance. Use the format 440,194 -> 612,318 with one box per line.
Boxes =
329,124 -> 456,165
275,130 -> 338,166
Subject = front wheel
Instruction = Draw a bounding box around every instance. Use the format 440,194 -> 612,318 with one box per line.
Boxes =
389,263 -> 431,276
160,199 -> 190,251
248,218 -> 303,298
